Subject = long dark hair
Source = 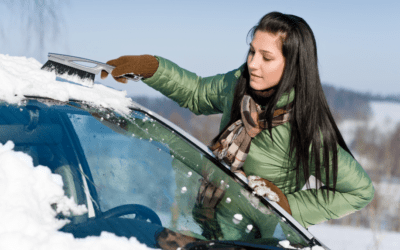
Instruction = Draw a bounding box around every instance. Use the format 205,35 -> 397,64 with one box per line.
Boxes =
213,12 -> 352,199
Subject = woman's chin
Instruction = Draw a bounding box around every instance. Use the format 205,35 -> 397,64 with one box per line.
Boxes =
250,82 -> 268,91
250,80 -> 279,92
249,82 -> 263,91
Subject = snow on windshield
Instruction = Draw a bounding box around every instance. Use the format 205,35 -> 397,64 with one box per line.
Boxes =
0,141 -> 153,250
0,54 -> 133,115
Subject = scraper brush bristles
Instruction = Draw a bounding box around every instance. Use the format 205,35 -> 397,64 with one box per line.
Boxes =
41,60 -> 95,84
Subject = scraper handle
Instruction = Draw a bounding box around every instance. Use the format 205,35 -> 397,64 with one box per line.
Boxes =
47,53 -> 143,81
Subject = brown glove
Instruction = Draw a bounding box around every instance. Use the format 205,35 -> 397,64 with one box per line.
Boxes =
193,178 -> 226,240
248,176 -> 292,215
100,55 -> 159,83
156,228 -> 198,250
196,179 -> 226,211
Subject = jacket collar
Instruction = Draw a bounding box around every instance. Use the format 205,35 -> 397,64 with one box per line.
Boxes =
276,88 -> 295,108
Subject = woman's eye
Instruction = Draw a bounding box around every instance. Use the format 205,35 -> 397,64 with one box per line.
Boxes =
263,57 -> 271,61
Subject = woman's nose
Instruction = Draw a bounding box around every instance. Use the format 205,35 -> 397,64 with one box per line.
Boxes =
248,55 -> 259,70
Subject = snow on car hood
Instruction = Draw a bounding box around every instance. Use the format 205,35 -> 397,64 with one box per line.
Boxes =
0,54 -> 133,115
0,141 -> 153,250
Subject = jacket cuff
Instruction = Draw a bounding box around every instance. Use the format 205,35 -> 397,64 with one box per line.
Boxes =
141,55 -> 167,87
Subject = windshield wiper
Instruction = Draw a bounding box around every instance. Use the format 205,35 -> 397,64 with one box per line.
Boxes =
183,240 -> 288,250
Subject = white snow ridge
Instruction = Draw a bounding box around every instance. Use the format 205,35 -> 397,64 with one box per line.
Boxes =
0,54 -> 133,115
0,141 -> 153,250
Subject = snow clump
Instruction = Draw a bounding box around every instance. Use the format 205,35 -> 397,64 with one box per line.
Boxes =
0,54 -> 133,115
0,141 -> 153,250
248,175 -> 280,202
279,240 -> 325,250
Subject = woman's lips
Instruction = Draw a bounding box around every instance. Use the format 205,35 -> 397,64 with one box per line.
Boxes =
250,73 -> 262,79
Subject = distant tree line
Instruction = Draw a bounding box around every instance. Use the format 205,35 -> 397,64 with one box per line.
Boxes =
322,84 -> 400,121
322,85 -> 370,121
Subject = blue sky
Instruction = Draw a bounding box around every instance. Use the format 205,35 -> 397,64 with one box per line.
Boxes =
1,0 -> 399,97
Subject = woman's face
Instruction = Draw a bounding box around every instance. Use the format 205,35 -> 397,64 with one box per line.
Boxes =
247,30 -> 286,91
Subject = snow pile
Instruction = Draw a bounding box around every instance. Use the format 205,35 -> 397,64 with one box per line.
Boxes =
248,175 -> 280,202
0,141 -> 153,250
279,240 -> 324,250
0,54 -> 133,115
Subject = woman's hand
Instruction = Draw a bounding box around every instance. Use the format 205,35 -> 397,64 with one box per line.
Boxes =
101,55 -> 159,83
192,178 -> 226,240
248,175 -> 292,215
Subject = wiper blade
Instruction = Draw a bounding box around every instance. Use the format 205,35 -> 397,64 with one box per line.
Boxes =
182,240 -> 286,250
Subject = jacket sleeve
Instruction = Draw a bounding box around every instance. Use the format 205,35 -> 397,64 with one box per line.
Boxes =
142,56 -> 243,115
286,146 -> 375,228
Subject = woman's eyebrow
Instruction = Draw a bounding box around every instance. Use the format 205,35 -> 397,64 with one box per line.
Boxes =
250,43 -> 273,54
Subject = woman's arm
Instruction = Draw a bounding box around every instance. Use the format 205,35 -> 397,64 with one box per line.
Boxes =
244,126 -> 374,229
286,146 -> 375,228
142,56 -> 244,116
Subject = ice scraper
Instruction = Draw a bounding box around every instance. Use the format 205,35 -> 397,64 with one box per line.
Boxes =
41,53 -> 142,87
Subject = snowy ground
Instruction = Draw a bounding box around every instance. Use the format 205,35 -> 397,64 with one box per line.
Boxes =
338,101 -> 400,146
309,223 -> 400,250
369,101 -> 400,134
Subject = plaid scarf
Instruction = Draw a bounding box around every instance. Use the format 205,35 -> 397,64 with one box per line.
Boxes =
210,94 -> 292,172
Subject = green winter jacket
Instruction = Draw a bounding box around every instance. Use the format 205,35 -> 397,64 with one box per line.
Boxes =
142,56 -> 375,229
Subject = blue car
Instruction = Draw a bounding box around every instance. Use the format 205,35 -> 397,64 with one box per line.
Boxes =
0,80 -> 329,250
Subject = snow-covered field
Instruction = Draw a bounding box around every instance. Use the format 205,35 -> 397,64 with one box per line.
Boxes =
369,102 -> 400,134
309,223 -> 400,250
1,54 -> 400,249
338,101 -> 400,146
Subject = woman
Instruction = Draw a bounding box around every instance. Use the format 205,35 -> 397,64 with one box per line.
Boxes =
101,11 -> 374,229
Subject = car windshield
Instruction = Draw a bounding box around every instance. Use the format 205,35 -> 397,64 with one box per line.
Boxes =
0,98 -> 313,249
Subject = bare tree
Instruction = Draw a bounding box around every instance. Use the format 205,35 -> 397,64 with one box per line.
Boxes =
0,0 -> 69,62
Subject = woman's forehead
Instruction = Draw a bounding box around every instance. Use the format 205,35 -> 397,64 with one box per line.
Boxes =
251,30 -> 284,55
